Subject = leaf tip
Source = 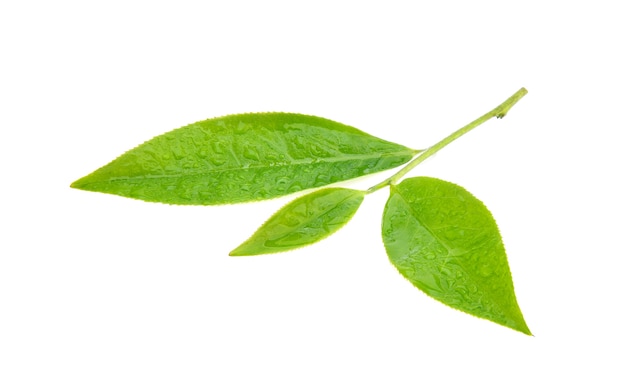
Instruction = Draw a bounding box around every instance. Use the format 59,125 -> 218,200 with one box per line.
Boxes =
70,173 -> 105,192
70,176 -> 87,190
228,244 -> 251,257
513,319 -> 532,336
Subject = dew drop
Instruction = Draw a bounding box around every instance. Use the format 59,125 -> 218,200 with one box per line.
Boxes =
235,121 -> 249,134
315,174 -> 330,185
243,145 -> 260,161
479,264 -> 493,277
208,155 -> 227,166
288,184 -> 303,193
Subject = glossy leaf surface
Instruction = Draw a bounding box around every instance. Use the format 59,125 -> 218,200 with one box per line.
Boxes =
71,113 -> 416,205
382,177 -> 530,334
230,188 -> 365,256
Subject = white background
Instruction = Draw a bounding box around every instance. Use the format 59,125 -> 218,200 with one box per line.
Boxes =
1,1 -> 624,386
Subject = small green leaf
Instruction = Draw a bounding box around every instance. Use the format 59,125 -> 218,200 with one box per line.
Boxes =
71,113 -> 416,205
230,187 -> 365,256
382,177 -> 531,334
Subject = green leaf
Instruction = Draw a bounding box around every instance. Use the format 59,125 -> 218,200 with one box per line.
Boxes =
71,113 -> 416,205
230,187 -> 365,256
381,177 -> 531,335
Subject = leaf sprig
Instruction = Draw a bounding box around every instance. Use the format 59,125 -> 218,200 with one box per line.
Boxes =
72,88 -> 531,335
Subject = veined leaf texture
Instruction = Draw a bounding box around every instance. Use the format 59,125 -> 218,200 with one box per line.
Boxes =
382,177 -> 531,335
230,188 -> 365,256
71,113 -> 416,205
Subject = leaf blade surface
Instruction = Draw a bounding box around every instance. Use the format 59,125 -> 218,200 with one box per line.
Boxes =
230,187 -> 365,256
382,176 -> 530,334
71,113 -> 415,204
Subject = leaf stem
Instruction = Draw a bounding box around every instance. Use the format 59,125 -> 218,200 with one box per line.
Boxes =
366,87 -> 528,194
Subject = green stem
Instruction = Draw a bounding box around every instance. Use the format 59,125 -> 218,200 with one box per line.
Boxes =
366,87 -> 528,194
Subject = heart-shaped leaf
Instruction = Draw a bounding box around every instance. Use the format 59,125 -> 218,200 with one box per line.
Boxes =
71,113 -> 416,205
230,187 -> 365,256
382,176 -> 531,334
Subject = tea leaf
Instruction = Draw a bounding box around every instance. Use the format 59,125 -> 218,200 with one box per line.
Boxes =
230,187 -> 365,256
382,177 -> 531,334
71,113 -> 416,205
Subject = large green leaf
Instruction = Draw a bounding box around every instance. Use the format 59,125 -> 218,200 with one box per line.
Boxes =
230,187 -> 365,256
71,113 -> 416,205
382,177 -> 530,334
